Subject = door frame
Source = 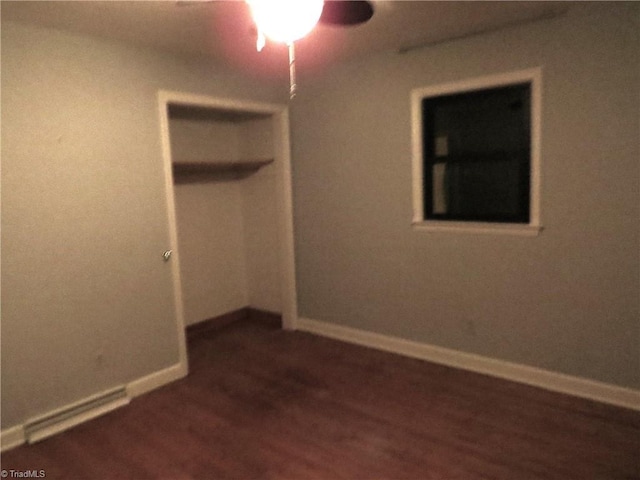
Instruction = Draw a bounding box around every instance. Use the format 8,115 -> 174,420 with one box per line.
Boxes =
157,90 -> 299,372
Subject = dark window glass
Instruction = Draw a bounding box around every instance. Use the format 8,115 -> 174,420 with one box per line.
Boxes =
422,83 -> 531,223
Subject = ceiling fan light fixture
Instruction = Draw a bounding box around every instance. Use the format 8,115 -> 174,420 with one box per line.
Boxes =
247,0 -> 324,44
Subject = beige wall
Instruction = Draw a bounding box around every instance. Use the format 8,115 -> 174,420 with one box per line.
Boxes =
239,118 -> 282,313
173,181 -> 250,325
169,118 -> 241,163
0,20 -> 286,429
242,163 -> 282,313
290,3 -> 639,389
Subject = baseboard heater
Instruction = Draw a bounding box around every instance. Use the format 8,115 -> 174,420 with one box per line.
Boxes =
24,386 -> 129,444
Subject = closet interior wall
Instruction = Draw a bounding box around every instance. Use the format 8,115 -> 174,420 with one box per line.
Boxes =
169,107 -> 281,327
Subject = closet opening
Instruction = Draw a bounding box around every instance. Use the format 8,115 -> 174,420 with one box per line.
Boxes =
158,91 -> 298,371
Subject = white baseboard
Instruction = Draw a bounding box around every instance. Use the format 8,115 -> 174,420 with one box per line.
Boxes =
297,317 -> 640,411
1,425 -> 25,453
1,361 -> 188,453
126,362 -> 187,398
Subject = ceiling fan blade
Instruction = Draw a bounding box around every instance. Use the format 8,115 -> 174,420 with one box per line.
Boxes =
319,0 -> 374,26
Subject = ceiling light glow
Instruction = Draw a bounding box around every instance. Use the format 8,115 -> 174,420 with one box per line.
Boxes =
247,0 -> 324,44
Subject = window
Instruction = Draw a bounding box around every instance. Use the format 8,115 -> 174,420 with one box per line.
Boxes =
411,69 -> 542,235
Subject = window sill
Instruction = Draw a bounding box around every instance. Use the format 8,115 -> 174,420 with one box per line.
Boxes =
412,220 -> 543,236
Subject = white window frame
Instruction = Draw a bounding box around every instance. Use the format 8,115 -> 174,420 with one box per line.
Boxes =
411,68 -> 543,236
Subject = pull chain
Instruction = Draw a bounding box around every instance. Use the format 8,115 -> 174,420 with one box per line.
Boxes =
288,42 -> 297,99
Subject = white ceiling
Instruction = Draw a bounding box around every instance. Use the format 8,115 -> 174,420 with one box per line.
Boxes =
1,1 -> 570,77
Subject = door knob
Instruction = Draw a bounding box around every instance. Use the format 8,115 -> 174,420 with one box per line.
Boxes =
163,250 -> 173,262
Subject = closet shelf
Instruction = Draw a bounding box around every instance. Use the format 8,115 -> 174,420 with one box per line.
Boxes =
173,159 -> 274,176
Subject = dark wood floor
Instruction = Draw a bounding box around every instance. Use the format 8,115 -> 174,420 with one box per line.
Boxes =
2,317 -> 639,479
